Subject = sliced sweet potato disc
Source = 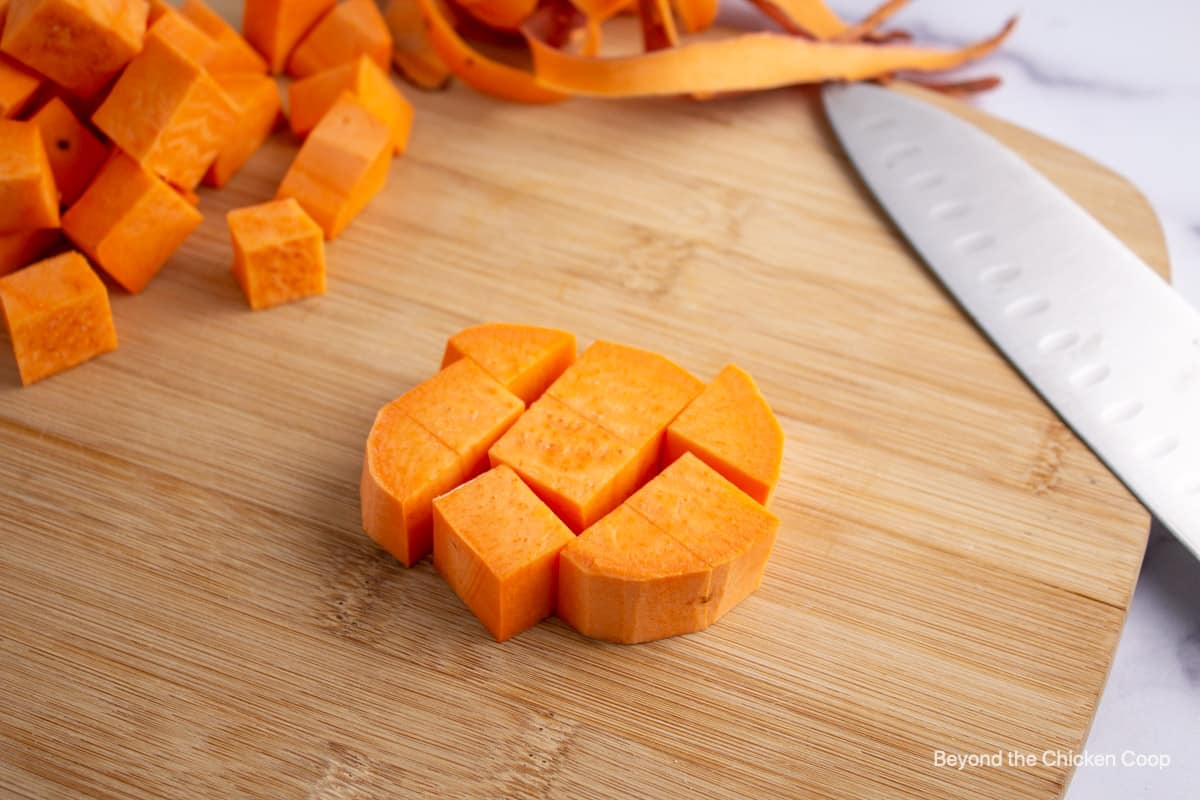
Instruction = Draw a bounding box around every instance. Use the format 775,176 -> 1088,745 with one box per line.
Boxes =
416,0 -> 567,103
526,18 -> 1015,98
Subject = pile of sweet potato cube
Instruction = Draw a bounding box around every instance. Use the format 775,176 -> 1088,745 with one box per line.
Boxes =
0,0 -> 412,385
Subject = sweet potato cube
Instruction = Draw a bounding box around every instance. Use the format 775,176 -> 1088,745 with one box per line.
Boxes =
665,364 -> 784,504
276,92 -> 392,239
178,0 -> 268,73
146,0 -> 171,23
244,0 -> 336,74
204,72 -> 281,188
227,198 -> 325,310
557,503 -> 711,644
442,322 -> 576,405
489,394 -> 646,533
394,357 -> 525,476
286,0 -> 392,79
433,465 -> 574,642
288,54 -> 413,153
547,340 -> 703,448
0,251 -> 117,384
0,119 -> 59,233
28,97 -> 107,206
0,227 -> 59,277
0,53 -> 39,118
0,0 -> 145,98
92,35 -> 240,190
625,453 -> 780,622
361,403 -> 464,566
144,8 -> 220,67
62,152 -> 203,293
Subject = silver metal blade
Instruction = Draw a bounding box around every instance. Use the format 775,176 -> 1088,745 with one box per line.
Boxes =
822,82 -> 1200,557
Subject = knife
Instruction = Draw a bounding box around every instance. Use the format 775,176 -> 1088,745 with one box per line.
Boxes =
822,82 -> 1200,558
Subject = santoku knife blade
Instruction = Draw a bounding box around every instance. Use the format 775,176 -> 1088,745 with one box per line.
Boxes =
822,82 -> 1200,557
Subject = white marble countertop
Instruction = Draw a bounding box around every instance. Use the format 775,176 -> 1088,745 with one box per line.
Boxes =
827,1 -> 1199,796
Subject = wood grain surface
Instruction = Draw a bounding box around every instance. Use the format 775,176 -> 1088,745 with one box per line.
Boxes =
0,10 -> 1169,798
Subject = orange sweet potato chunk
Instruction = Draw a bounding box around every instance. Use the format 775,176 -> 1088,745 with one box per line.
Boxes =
394,357 -> 525,476
28,97 -> 107,207
288,54 -> 413,154
0,250 -> 117,384
92,35 -> 240,190
665,364 -> 784,504
178,0 -> 268,74
0,0 -> 146,98
0,227 -> 59,277
0,119 -> 59,233
276,92 -> 393,239
244,0 -> 336,74
433,465 -> 575,641
287,0 -> 392,79
557,503 -> 711,644
0,53 -> 39,118
442,322 -> 576,405
204,72 -> 281,188
361,402 -> 464,566
625,453 -> 780,622
228,197 -> 325,310
144,8 -> 218,66
489,394 -> 646,533
547,340 -> 703,449
62,151 -> 203,293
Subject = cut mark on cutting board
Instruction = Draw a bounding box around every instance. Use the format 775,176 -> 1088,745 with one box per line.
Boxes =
485,710 -> 579,799
307,744 -> 375,800
319,538 -> 400,642
1027,420 -> 1069,495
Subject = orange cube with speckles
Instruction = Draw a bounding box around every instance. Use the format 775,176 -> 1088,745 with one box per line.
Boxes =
92,34 -> 240,190
28,97 -> 107,206
0,0 -> 146,98
286,0 -> 391,78
62,151 -> 203,293
228,198 -> 326,310
288,54 -> 413,154
0,251 -> 117,385
433,465 -> 574,642
276,92 -> 393,239
0,119 -> 59,233
488,394 -> 646,533
244,0 -> 335,74
204,72 -> 281,188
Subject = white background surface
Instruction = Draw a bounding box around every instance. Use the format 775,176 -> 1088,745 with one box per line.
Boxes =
825,2 -> 1200,797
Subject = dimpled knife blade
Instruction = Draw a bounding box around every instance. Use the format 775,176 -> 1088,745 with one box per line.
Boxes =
822,82 -> 1200,558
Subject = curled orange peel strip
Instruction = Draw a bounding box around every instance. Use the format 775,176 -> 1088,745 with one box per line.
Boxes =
836,0 -> 909,42
745,0 -> 849,39
416,0 -> 567,102
525,17 -> 1016,97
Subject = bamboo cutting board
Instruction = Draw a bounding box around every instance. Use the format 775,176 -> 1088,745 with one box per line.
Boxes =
0,34 -> 1168,800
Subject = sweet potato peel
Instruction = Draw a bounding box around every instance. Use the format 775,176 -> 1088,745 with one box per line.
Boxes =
415,0 -> 566,102
412,0 -> 1011,102
526,18 -> 1015,98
